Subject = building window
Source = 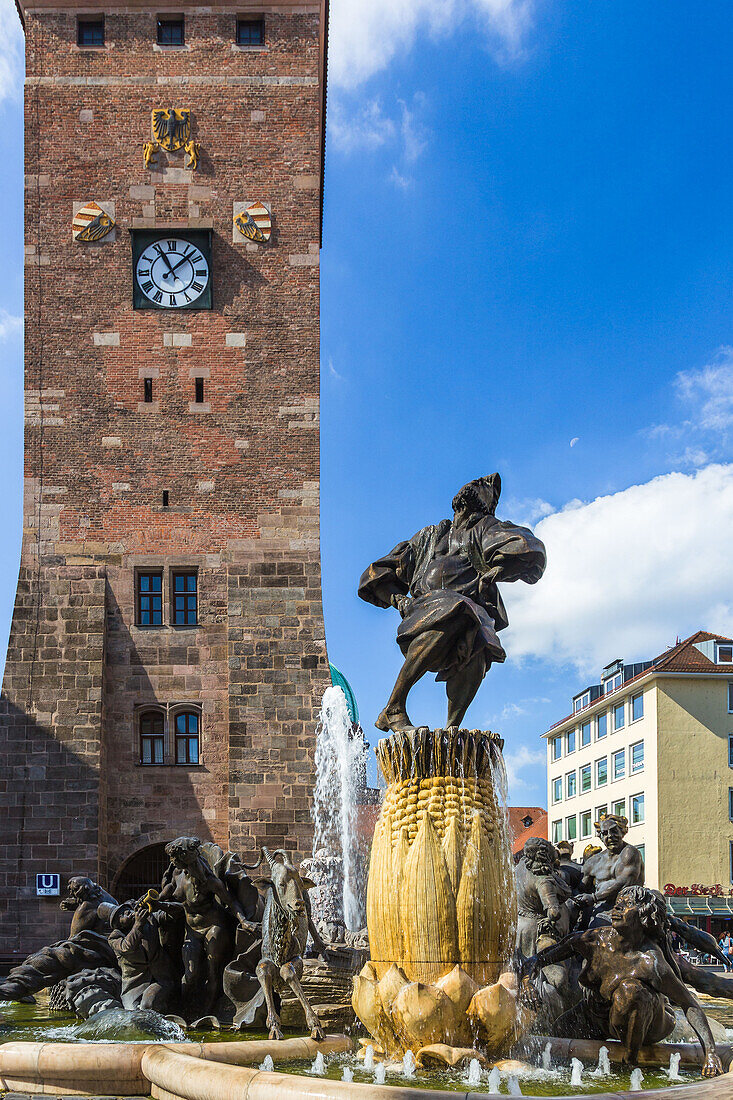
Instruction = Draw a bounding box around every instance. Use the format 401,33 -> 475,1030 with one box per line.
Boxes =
566,815 -> 577,842
631,692 -> 644,721
596,757 -> 608,786
172,571 -> 197,626
580,810 -> 592,838
157,15 -> 184,45
637,843 -> 645,865
630,792 -> 645,824
612,749 -> 625,781
552,777 -> 562,803
718,644 -> 733,663
612,798 -> 625,818
552,820 -> 562,844
730,841 -> 733,885
551,737 -> 562,762
566,728 -> 576,754
614,702 -> 625,731
566,771 -> 576,799
144,377 -> 153,403
581,720 -> 591,747
137,571 -> 163,626
175,711 -> 200,764
195,377 -> 205,404
580,763 -> 592,793
729,788 -> 733,822
729,734 -> 733,768
140,711 -> 164,764
236,16 -> 264,45
595,803 -> 608,822
78,16 -> 105,46
604,672 -> 623,694
729,682 -> 733,713
630,740 -> 644,773
597,712 -> 607,739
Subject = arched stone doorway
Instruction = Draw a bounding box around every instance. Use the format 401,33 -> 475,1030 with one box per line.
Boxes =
113,843 -> 169,902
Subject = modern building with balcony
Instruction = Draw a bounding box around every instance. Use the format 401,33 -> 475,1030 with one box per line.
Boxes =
543,631 -> 733,933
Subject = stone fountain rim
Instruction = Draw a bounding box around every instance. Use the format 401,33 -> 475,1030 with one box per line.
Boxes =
2,1034 -> 733,1099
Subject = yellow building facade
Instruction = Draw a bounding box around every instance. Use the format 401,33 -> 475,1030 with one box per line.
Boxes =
544,631 -> 733,928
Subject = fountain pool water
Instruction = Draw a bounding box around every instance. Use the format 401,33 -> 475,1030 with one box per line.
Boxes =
312,685 -> 369,930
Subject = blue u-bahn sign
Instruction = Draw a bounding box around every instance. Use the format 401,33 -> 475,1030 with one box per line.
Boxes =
36,873 -> 60,896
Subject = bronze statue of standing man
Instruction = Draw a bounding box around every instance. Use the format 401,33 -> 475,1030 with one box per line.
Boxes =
358,474 -> 546,732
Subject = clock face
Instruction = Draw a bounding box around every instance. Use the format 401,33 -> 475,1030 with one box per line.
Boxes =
135,238 -> 210,308
131,230 -> 213,310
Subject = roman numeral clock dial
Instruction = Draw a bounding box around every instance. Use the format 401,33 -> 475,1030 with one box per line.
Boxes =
131,230 -> 212,310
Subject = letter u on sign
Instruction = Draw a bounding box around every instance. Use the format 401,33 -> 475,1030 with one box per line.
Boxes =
36,873 -> 60,896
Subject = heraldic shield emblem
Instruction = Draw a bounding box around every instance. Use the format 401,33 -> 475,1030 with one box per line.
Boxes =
152,107 -> 191,152
72,201 -> 116,242
233,202 -> 272,244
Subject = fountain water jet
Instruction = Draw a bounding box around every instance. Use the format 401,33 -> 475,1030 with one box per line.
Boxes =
630,1067 -> 644,1091
466,1057 -> 482,1086
363,1044 -> 375,1071
542,1041 -> 552,1070
570,1058 -> 583,1086
374,1062 -> 387,1084
341,1066 -> 353,1082
310,1051 -> 325,1076
667,1052 -> 682,1080
259,1055 -> 274,1072
488,1066 -> 501,1092
403,1050 -> 416,1078
507,1072 -> 523,1095
592,1046 -> 611,1077
313,686 -> 369,930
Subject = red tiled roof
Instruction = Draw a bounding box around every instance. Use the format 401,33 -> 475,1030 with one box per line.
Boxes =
548,630 -> 733,731
651,630 -> 733,673
508,806 -> 548,854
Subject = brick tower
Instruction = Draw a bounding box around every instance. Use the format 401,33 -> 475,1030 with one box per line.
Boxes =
0,0 -> 329,955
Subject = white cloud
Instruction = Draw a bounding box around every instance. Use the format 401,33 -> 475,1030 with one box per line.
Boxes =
675,347 -> 733,433
502,496 -> 554,527
504,744 -> 545,794
0,309 -> 22,342
503,464 -> 733,675
327,357 -> 343,381
328,98 -> 397,154
0,3 -> 24,106
329,0 -> 533,90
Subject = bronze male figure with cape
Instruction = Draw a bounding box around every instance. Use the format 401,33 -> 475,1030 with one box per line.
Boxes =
358,473 -> 547,733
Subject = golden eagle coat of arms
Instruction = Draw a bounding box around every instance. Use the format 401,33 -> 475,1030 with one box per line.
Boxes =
233,202 -> 272,244
151,107 -> 190,152
72,201 -> 116,243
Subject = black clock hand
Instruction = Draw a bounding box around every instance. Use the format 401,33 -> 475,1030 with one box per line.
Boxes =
154,244 -> 177,280
170,252 -> 195,274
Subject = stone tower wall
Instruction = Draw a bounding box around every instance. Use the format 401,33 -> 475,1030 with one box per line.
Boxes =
0,0 -> 328,955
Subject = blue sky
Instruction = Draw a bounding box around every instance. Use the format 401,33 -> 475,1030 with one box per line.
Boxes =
2,1 -> 733,804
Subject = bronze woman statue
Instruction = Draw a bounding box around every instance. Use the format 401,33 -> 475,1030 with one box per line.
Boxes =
521,885 -> 723,1077
358,473 -> 546,732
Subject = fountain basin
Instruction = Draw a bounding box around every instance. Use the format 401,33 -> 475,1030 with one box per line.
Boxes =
3,1036 -> 733,1098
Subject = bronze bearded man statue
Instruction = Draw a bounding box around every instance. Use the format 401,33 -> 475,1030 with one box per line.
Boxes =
358,473 -> 546,732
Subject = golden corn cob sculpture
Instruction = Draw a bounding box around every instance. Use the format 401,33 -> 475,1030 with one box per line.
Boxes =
365,727 -> 516,986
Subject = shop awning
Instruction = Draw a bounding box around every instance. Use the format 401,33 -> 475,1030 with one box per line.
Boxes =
667,896 -> 733,916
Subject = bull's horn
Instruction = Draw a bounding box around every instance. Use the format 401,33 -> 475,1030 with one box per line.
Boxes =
240,847 -> 266,871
